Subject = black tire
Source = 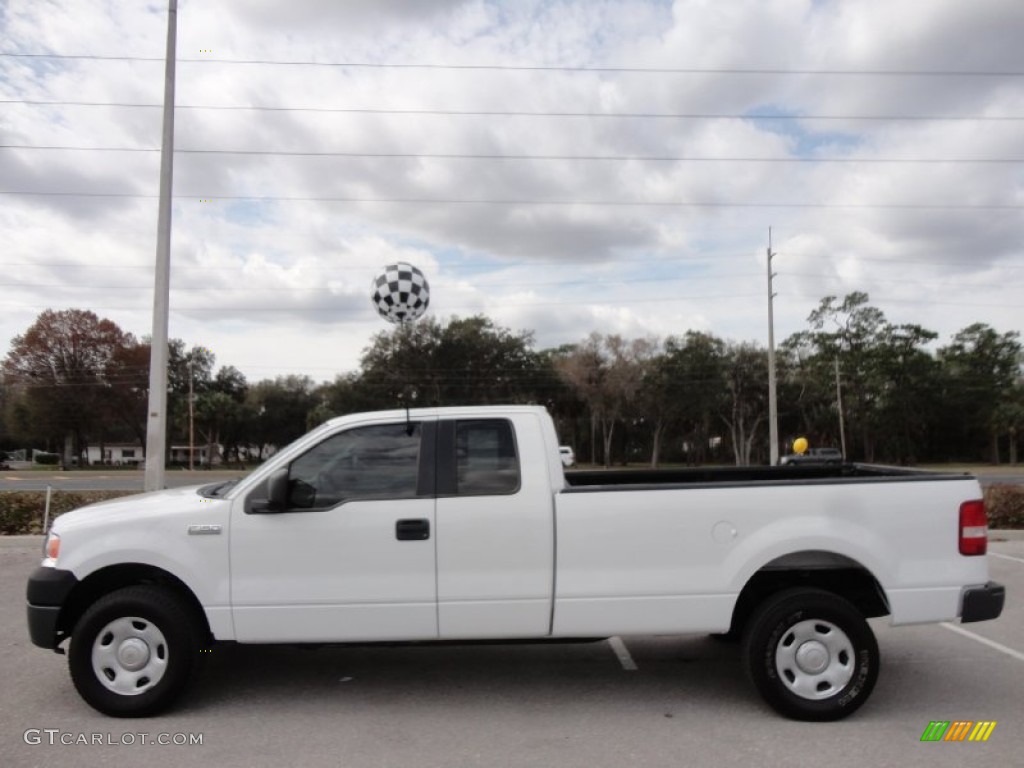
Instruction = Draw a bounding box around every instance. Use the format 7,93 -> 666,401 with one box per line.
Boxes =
68,585 -> 202,717
742,587 -> 879,721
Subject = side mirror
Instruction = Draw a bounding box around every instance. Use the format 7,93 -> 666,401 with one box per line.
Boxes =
249,467 -> 290,513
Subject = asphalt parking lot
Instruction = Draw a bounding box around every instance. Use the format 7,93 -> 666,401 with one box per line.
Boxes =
1,535 -> 1022,768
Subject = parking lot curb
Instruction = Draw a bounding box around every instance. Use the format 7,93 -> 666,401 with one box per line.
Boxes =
990,529 -> 1024,541
0,535 -> 44,548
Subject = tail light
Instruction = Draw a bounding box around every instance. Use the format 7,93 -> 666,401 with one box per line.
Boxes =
959,500 -> 988,556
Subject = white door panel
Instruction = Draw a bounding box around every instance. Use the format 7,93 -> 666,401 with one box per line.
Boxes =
231,498 -> 437,642
436,495 -> 553,637
436,414 -> 555,638
230,419 -> 438,643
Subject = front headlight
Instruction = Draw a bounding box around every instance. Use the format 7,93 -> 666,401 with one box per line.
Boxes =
42,532 -> 60,567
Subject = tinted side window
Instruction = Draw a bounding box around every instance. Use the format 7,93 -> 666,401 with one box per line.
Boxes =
455,419 -> 520,495
288,423 -> 422,509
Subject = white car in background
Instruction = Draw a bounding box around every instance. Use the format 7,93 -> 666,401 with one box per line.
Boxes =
779,447 -> 843,466
559,446 -> 576,467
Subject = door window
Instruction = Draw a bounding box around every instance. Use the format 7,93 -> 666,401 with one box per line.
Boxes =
287,423 -> 422,509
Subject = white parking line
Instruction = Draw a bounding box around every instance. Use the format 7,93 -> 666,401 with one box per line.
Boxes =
608,636 -> 638,671
990,552 -> 1024,565
941,623 -> 1024,663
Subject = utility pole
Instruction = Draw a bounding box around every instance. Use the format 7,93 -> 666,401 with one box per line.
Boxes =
767,228 -> 779,465
143,0 -> 177,492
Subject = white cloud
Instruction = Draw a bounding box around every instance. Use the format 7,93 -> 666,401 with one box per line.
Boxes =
1,0 -> 1021,382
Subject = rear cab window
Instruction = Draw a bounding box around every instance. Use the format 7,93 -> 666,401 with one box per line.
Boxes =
450,419 -> 521,496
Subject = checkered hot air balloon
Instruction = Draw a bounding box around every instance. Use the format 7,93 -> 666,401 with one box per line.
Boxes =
370,262 -> 430,324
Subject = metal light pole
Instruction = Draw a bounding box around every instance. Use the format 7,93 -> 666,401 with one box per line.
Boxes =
144,0 -> 178,492
767,228 -> 779,466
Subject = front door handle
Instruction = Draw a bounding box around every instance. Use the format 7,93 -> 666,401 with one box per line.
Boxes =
395,518 -> 430,541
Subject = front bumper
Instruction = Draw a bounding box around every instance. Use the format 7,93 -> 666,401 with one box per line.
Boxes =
26,567 -> 78,649
960,581 -> 1005,623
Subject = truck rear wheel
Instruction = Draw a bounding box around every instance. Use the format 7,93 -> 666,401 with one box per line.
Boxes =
742,588 -> 878,721
68,585 -> 202,717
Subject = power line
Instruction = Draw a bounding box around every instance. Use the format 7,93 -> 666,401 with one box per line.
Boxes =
2,190 -> 1019,210
0,293 -> 768,315
782,293 -> 1023,309
3,144 -> 1020,163
3,292 -> 1022,314
4,269 -> 1023,293
3,99 -> 1021,121
3,52 -> 1022,76
0,262 -> 156,270
3,259 -> 1021,274
0,273 -> 777,291
7,252 -> 1023,272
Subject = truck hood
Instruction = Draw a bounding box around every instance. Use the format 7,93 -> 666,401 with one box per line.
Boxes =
52,485 -> 227,534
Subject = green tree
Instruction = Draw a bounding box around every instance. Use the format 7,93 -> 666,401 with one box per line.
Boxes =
939,324 -> 1023,463
552,336 -> 603,464
634,343 -> 672,467
776,335 -> 839,454
555,333 -> 649,467
0,376 -> 15,453
213,365 -> 247,401
101,337 -> 152,452
993,381 -> 1024,464
246,375 -> 319,455
660,331 -> 727,465
531,346 -> 583,454
616,337 -> 659,466
636,332 -> 727,467
313,373 -> 387,426
790,292 -> 946,463
358,315 -> 542,407
1,309 -> 135,463
802,292 -> 889,460
720,343 -> 768,466
167,340 -> 215,397
871,323 -> 941,464
193,366 -> 251,465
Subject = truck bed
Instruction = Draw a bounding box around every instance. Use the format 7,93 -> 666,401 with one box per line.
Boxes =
562,464 -> 971,491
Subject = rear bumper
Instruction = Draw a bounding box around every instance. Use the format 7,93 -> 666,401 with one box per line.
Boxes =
960,581 -> 1005,623
26,567 -> 78,649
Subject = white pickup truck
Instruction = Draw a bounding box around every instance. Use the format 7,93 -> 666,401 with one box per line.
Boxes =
27,405 -> 1004,720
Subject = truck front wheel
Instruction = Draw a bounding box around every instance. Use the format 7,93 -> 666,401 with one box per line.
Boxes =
742,588 -> 879,721
68,585 -> 202,717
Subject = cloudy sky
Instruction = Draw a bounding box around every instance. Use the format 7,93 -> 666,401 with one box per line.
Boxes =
2,0 -> 1022,384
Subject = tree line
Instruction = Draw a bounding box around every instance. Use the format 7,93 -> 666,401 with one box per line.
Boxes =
1,293 -> 1021,467
0,309 -> 319,466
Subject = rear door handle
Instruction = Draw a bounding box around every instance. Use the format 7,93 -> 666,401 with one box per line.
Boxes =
395,518 -> 430,541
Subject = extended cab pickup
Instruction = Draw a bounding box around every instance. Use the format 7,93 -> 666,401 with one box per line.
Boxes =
27,406 -> 1004,720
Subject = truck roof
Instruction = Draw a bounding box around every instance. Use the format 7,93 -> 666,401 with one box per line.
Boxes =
322,404 -> 550,430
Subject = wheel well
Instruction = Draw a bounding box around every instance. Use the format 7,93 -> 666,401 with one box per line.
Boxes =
729,554 -> 889,637
58,564 -> 211,646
